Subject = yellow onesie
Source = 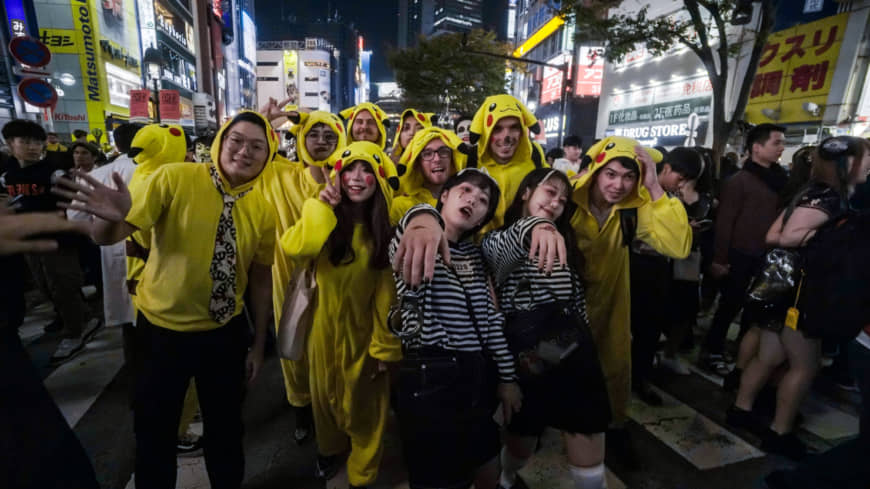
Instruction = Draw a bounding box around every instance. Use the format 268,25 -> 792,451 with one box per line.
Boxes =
279,142 -> 401,487
570,136 -> 691,423
259,110 -> 346,407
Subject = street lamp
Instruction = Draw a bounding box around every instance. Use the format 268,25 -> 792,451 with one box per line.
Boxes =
143,47 -> 166,122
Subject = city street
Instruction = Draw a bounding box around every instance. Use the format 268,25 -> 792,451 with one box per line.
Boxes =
21,293 -> 861,489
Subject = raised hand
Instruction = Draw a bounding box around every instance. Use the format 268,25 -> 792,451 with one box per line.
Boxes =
529,222 -> 566,274
258,97 -> 299,124
318,166 -> 342,208
636,145 -> 664,200
52,170 -> 131,223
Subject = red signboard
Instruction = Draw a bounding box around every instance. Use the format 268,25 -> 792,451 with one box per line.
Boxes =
159,89 -> 181,122
540,66 -> 563,106
129,89 -> 151,121
575,47 -> 604,97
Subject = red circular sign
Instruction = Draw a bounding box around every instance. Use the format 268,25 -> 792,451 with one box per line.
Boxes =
8,36 -> 52,68
17,78 -> 57,108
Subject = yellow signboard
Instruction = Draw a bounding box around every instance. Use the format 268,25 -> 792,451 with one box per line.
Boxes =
38,28 -> 80,54
71,0 -> 108,134
745,12 -> 848,124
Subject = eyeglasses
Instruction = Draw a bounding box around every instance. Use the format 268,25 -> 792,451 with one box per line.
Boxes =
308,131 -> 338,144
420,147 -> 452,161
225,133 -> 268,155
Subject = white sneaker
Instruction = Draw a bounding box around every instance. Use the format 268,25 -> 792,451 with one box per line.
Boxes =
50,337 -> 84,364
658,354 -> 691,375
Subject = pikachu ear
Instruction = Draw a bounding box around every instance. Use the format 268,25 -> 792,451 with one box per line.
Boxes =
339,107 -> 355,120
425,112 -> 437,125
469,103 -> 487,140
528,121 -> 541,135
287,111 -> 303,125
517,100 -> 538,130
644,146 -> 663,163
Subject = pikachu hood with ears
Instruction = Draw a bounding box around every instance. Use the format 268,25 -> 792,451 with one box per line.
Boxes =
469,94 -> 541,166
390,108 -> 436,158
572,135 -> 663,209
396,127 -> 467,196
330,141 -> 399,211
468,94 -> 544,233
128,123 -> 188,176
340,103 -> 389,150
208,110 -> 281,194
288,111 -> 346,167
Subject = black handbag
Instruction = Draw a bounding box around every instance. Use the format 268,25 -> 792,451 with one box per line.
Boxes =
503,279 -> 584,377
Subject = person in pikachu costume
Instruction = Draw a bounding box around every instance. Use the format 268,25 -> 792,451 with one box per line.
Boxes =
258,109 -> 347,442
468,93 -> 546,233
569,136 -> 692,426
392,126 -> 467,222
340,102 -> 390,149
389,108 -> 435,163
124,123 -> 188,298
279,140 -> 402,488
55,111 -> 280,488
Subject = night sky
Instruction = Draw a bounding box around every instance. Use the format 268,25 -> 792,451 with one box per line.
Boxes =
254,0 -> 399,82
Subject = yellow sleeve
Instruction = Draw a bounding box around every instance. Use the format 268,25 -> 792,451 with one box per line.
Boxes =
279,198 -> 337,259
368,269 -> 402,362
254,203 -> 277,266
125,167 -> 172,232
636,194 -> 692,259
390,196 -> 414,226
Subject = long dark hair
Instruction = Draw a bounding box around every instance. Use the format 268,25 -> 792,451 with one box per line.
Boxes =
502,168 -> 584,274
325,161 -> 392,269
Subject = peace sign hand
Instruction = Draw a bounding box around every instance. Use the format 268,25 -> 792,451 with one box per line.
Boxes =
52,170 -> 132,223
258,97 -> 299,125
318,166 -> 342,208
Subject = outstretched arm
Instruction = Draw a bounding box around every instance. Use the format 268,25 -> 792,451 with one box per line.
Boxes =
52,170 -> 136,245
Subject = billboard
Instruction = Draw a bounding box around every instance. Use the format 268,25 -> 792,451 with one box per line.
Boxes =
241,11 -> 256,64
745,12 -> 848,124
298,50 -> 330,112
283,50 -> 299,110
576,46 -> 604,97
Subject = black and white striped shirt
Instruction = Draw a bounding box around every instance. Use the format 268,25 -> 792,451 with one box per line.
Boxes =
481,216 -> 590,325
389,205 -> 517,382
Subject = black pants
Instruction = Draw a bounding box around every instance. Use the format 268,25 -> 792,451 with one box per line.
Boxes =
630,252 -> 672,385
133,313 -> 248,489
0,329 -> 99,489
703,249 -> 762,354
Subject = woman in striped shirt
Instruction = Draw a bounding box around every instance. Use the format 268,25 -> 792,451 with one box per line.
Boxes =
389,169 -> 522,489
482,168 -> 611,489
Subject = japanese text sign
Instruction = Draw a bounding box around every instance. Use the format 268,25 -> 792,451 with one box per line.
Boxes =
159,89 -> 181,122
746,13 -> 847,123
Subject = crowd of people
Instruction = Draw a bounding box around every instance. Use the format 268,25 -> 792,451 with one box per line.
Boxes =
1,92 -> 868,489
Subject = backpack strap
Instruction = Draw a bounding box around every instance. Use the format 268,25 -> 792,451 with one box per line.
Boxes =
619,207 -> 638,247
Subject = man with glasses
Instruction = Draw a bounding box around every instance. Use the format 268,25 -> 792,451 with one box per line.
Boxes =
392,127 -> 467,221
0,120 -> 97,363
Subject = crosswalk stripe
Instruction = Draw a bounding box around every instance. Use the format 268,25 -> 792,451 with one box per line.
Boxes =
43,325 -> 124,428
628,385 -> 765,470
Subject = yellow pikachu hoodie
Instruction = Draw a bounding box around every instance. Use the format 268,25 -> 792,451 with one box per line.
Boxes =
123,111 -> 278,331
470,94 -> 545,232
569,136 -> 691,423
259,110 -> 346,407
124,123 -> 188,298
392,126 -> 467,222
340,102 -> 389,149
279,141 -> 401,487
389,108 -> 435,160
